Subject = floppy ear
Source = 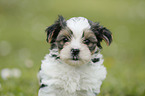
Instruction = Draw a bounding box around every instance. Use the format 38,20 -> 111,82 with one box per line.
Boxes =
46,15 -> 66,43
98,26 -> 112,46
90,22 -> 112,48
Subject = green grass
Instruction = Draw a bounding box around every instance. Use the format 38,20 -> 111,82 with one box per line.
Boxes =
0,0 -> 145,95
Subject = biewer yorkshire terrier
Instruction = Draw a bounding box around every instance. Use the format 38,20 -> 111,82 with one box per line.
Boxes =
38,16 -> 112,96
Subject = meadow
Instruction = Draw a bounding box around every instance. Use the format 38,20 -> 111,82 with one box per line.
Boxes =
0,0 -> 145,96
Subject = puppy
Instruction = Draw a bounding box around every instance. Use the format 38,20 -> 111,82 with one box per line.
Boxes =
38,16 -> 112,96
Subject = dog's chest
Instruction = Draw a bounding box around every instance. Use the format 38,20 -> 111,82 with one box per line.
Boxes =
39,55 -> 106,95
52,65 -> 97,93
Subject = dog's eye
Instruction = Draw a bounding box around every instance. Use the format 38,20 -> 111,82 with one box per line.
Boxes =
62,37 -> 69,43
84,39 -> 90,45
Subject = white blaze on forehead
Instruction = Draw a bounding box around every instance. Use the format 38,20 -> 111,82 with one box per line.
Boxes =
66,17 -> 91,37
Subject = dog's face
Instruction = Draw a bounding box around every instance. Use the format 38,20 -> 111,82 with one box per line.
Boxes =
46,16 -> 112,66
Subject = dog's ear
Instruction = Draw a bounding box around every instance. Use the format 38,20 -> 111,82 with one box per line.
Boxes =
46,15 -> 66,43
89,21 -> 112,48
97,26 -> 112,46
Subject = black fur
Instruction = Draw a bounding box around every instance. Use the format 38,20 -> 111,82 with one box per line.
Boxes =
88,20 -> 112,48
46,16 -> 112,49
91,58 -> 100,63
39,84 -> 47,89
45,15 -> 66,43
57,41 -> 64,50
51,54 -> 57,57
50,43 -> 57,50
50,54 -> 60,59
88,43 -> 97,52
56,56 -> 60,59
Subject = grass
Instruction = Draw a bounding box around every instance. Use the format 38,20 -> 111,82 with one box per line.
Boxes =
0,0 -> 145,95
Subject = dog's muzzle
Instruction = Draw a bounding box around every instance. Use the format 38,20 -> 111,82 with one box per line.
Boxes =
71,48 -> 80,60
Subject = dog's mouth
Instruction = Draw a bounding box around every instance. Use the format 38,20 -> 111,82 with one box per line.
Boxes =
65,57 -> 80,61
60,56 -> 90,66
72,55 -> 79,61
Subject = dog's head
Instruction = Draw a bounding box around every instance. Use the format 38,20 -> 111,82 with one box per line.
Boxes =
46,16 -> 112,66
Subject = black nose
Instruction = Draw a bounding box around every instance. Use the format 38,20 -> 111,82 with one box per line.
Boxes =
71,48 -> 80,56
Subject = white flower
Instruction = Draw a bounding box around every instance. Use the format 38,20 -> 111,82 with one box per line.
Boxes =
11,68 -> 21,78
1,68 -> 21,80
1,68 -> 11,80
25,59 -> 34,68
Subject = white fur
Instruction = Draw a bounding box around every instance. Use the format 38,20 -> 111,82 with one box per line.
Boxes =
38,17 -> 107,96
66,17 -> 91,38
60,41 -> 91,66
59,17 -> 92,66
38,51 -> 107,96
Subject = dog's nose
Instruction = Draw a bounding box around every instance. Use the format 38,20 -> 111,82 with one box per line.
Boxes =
71,48 -> 80,56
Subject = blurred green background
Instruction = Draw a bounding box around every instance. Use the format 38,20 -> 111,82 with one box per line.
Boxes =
0,0 -> 145,96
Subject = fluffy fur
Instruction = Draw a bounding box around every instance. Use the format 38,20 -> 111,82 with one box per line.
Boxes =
38,16 -> 112,96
